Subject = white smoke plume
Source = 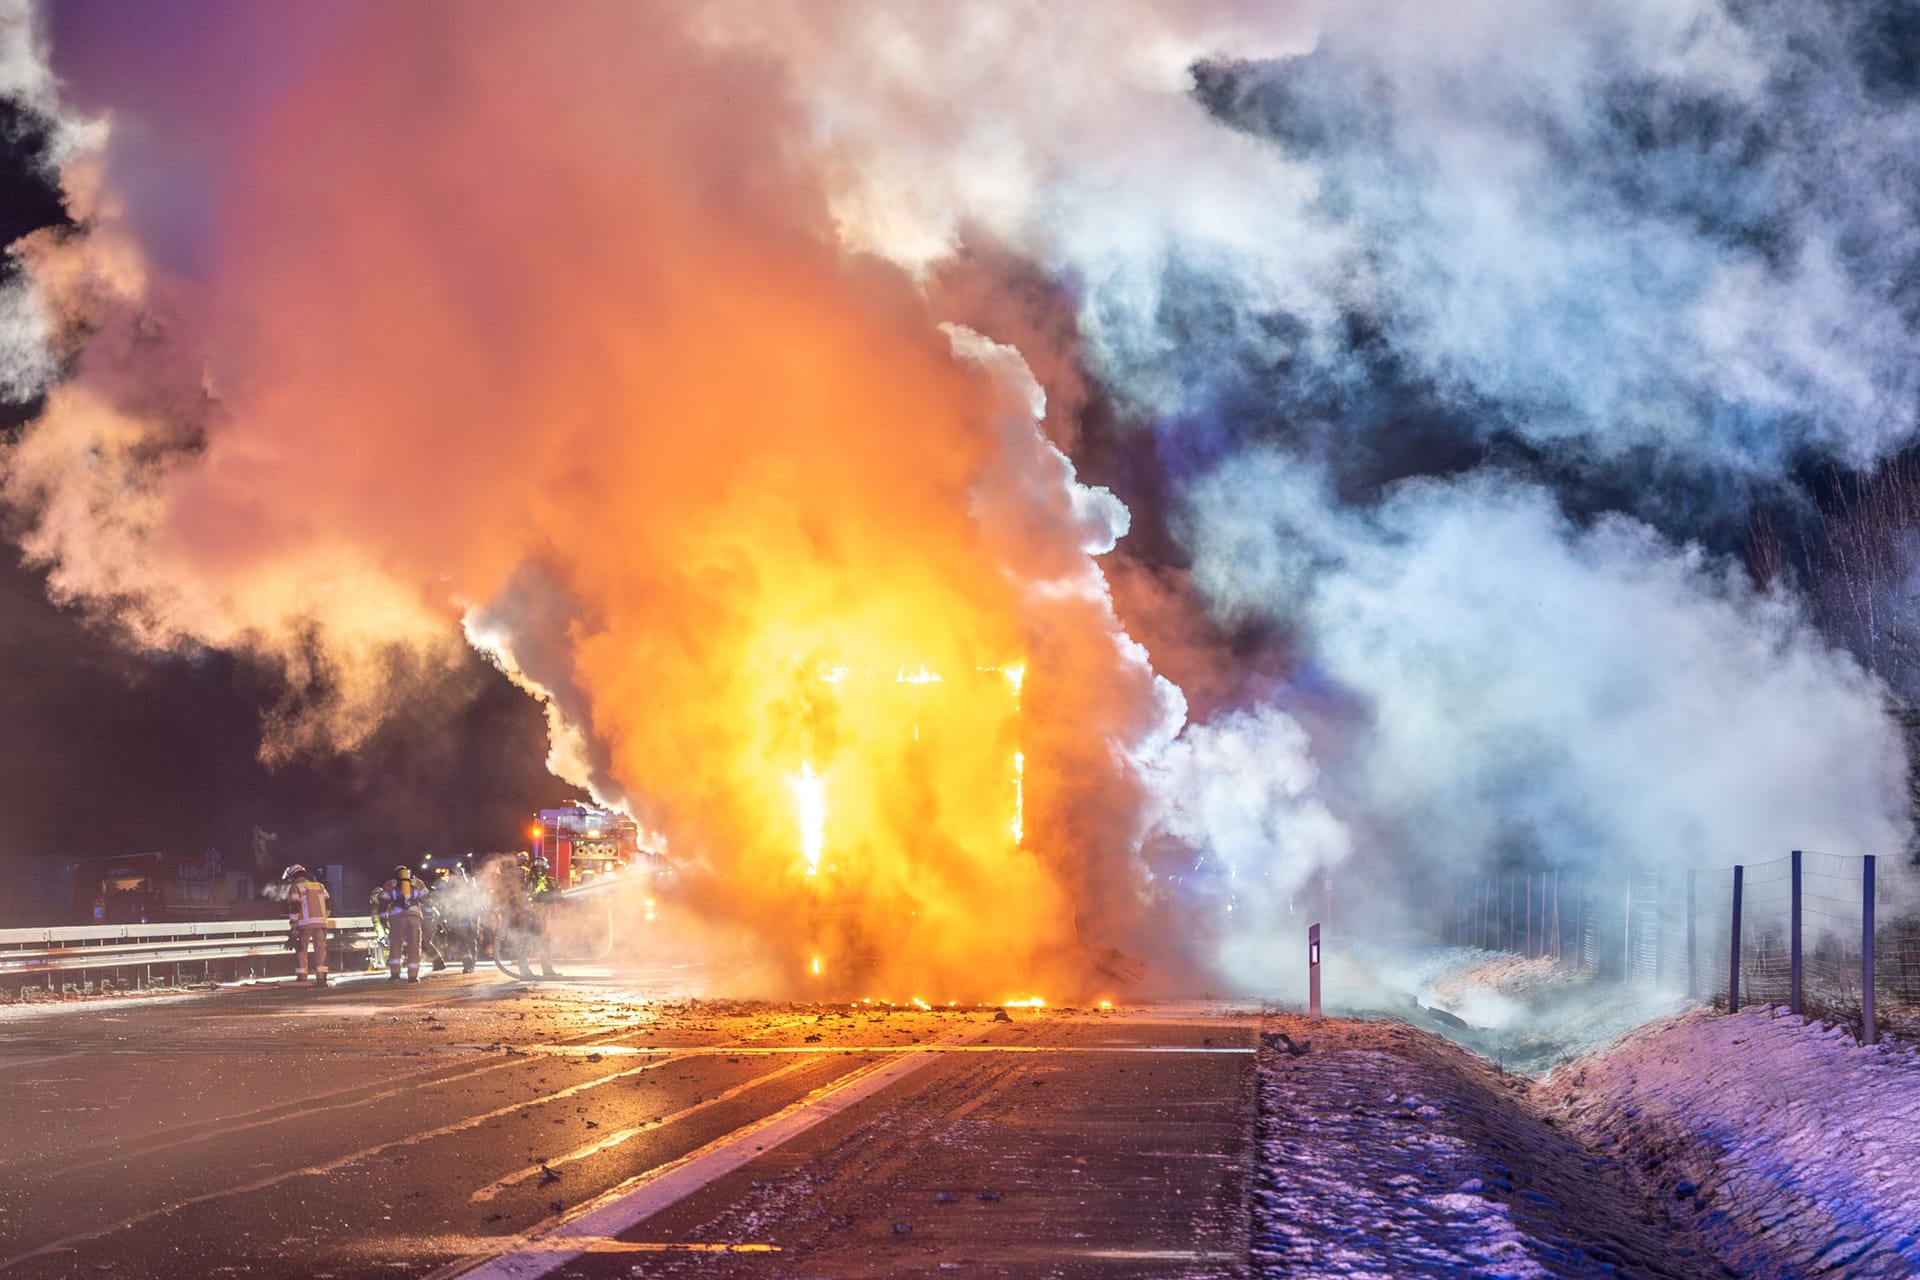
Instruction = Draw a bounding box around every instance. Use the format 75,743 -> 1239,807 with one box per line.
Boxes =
4,0 -> 1918,998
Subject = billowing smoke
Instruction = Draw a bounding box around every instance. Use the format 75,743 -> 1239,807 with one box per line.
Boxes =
4,0 -> 1917,1001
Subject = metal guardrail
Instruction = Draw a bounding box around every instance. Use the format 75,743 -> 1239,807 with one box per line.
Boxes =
0,916 -> 379,984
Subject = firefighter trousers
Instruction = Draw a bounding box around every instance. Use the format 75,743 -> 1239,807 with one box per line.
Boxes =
389,912 -> 423,980
294,923 -> 329,982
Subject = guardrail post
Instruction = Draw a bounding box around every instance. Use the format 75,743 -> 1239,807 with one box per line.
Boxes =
1863,855 -> 1877,1047
1790,850 -> 1803,1016
1728,865 -> 1744,1013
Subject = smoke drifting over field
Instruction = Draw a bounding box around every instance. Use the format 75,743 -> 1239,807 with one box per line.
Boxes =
3,0 -> 1917,996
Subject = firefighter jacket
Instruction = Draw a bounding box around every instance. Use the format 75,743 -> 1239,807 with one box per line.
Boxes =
288,877 -> 330,927
377,878 -> 430,922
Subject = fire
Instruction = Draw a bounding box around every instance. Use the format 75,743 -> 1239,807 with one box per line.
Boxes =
1011,751 -> 1025,846
792,761 -> 827,878
1002,996 -> 1046,1008
5,6 -> 1167,1006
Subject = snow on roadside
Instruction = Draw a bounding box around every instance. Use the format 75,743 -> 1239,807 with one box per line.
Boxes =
1382,947 -> 1695,1075
1253,1016 -> 1725,1278
1544,1005 -> 1920,1279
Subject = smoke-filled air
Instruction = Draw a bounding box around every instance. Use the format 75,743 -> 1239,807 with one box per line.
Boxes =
4,0 -> 1918,1000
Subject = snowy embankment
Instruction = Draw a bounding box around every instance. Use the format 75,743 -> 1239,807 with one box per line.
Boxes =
1545,1005 -> 1920,1278
1252,1016 -> 1725,1278
1255,996 -> 1920,1279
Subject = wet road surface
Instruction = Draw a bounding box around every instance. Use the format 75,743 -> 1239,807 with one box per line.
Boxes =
0,974 -> 1257,1279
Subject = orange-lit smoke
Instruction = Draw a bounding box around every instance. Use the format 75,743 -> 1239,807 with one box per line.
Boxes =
4,4 -> 1172,997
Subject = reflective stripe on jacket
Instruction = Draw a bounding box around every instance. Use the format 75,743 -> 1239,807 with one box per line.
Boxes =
290,880 -> 330,926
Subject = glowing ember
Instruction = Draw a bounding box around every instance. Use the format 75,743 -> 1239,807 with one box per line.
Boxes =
811,955 -> 822,977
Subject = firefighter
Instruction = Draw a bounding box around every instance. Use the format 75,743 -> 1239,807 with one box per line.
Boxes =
528,855 -> 557,899
283,865 -> 331,986
524,856 -> 561,979
425,864 -> 469,972
380,865 -> 429,983
367,883 -> 390,970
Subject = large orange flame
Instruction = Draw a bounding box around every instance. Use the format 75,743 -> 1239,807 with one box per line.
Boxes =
8,5 -> 1175,999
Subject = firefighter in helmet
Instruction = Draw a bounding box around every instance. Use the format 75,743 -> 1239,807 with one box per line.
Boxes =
366,883 -> 388,970
507,855 -> 562,980
379,864 -> 429,983
282,864 -> 331,986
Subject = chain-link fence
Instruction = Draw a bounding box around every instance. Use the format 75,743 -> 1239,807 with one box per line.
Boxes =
1448,853 -> 1920,1042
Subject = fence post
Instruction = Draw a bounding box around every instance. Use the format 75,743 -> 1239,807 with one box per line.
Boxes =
1863,855 -> 1877,1047
1623,868 -> 1634,981
1551,867 -> 1562,960
1575,876 -> 1587,971
1685,868 -> 1697,1000
1728,865 -> 1744,1013
1790,849 -> 1803,1017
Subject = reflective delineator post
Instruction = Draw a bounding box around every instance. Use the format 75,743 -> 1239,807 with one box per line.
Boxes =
1308,922 -> 1322,1023
1790,849 -> 1803,1017
1728,864 -> 1744,1014
1863,854 -> 1877,1047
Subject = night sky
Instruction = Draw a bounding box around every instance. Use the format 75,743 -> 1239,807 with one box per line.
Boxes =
0,104 -> 567,876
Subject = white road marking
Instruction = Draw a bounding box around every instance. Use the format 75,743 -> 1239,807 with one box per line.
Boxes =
1081,1250 -> 1241,1261
480,1042 -> 1253,1056
0,1048 -> 701,1270
470,1055 -> 823,1201
441,1028 -> 986,1280
0,1052 -> 83,1072
386,1235 -> 779,1255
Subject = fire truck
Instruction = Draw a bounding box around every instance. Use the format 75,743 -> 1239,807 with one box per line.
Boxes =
528,805 -> 646,888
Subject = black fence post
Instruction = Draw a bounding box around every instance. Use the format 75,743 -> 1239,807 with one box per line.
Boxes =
1863,855 -> 1877,1047
1729,865 -> 1744,1013
1790,850 -> 1803,1016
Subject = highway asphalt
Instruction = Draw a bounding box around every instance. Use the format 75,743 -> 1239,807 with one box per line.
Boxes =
0,971 -> 1258,1278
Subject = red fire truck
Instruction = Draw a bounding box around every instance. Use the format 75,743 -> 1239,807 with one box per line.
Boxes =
528,805 -> 646,888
